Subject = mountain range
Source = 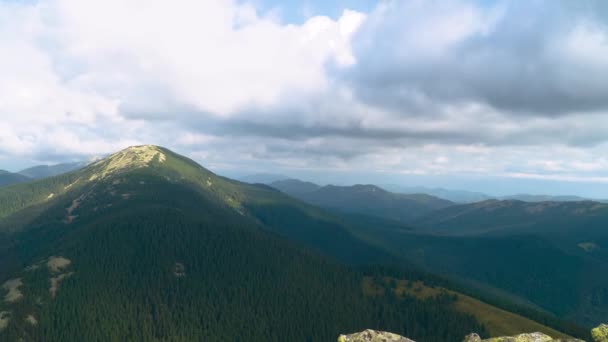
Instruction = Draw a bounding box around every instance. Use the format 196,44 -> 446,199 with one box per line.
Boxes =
243,177 -> 607,204
266,178 -> 608,326
0,145 -> 512,341
0,146 -> 599,341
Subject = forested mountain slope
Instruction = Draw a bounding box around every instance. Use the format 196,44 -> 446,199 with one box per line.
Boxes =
347,199 -> 608,326
0,145 -> 492,341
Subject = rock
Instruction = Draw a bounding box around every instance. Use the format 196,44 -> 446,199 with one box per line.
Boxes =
338,329 -> 415,342
462,331 -> 583,342
340,324 -> 608,342
463,333 -> 482,342
482,332 -> 553,342
592,324 -> 608,342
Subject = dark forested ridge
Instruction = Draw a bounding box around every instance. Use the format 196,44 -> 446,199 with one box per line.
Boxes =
0,145 -> 495,341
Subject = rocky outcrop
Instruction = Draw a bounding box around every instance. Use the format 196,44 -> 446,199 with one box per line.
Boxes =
338,329 -> 415,342
592,324 -> 608,342
462,332 -> 583,342
339,324 -> 608,342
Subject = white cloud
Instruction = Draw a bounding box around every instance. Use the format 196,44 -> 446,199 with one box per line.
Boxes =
2,0 -> 608,196
0,0 -> 365,157
46,0 -> 365,115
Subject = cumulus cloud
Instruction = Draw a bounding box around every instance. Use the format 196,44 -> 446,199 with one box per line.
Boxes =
48,0 -> 364,116
1,0 -> 608,193
346,0 -> 608,115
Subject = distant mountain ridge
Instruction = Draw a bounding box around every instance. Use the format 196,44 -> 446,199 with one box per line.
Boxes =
501,194 -> 608,203
0,170 -> 30,187
270,178 -> 321,195
18,161 -> 85,179
382,184 -> 492,203
384,185 -> 608,204
241,174 -> 607,204
238,173 -> 290,184
270,179 -> 454,222
0,162 -> 86,189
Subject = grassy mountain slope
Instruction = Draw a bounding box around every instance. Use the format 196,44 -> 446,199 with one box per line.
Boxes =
0,146 -> 492,341
271,180 -> 454,222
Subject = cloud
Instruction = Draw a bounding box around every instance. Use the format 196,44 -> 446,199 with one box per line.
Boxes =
0,0 -> 365,157
48,0 -> 364,116
345,0 -> 608,115
2,0 -> 608,194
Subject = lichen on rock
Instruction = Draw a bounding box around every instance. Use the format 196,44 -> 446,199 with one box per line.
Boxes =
337,326 -> 608,342
338,329 -> 415,342
592,324 -> 608,342
462,331 -> 583,342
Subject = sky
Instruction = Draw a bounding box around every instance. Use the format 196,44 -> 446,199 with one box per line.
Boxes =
1,0 -> 608,197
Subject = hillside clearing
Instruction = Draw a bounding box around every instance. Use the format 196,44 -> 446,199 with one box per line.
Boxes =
2,278 -> 23,303
26,315 -> 37,325
362,277 -> 572,339
47,256 -> 71,273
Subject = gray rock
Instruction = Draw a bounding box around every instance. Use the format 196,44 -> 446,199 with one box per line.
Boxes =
339,324 -> 608,342
338,329 -> 415,342
463,333 -> 482,342
462,331 -> 583,342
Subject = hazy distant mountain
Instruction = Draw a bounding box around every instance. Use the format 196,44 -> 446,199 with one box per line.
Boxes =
383,184 -> 492,203
0,170 -> 30,187
271,180 -> 454,222
18,161 -> 85,179
383,184 -> 605,204
501,194 -> 608,203
270,178 -> 321,195
238,173 -> 289,184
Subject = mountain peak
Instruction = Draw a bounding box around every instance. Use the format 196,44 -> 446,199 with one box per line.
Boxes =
88,145 -> 167,180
